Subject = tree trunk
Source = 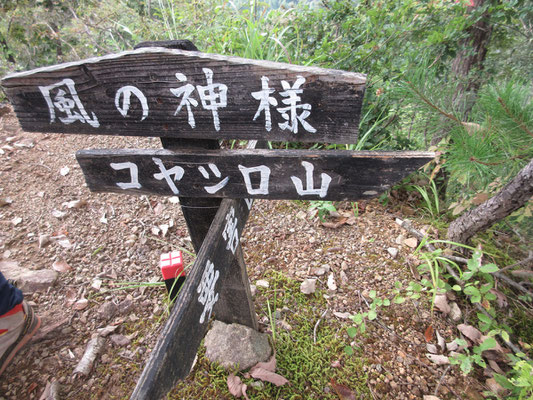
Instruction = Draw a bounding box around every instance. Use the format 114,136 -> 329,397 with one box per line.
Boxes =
451,0 -> 494,119
447,159 -> 533,244
431,0 -> 494,147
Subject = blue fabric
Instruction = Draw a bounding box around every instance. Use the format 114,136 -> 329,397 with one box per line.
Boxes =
0,271 -> 23,315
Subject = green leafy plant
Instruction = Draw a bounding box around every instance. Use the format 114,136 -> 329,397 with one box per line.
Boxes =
309,200 -> 337,221
449,337 -> 498,375
493,357 -> 533,400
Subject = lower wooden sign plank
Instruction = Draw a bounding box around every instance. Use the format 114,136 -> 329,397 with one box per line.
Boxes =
77,149 -> 434,201
130,197 -> 253,400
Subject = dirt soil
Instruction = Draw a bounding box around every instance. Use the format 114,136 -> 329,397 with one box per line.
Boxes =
0,107 -> 485,399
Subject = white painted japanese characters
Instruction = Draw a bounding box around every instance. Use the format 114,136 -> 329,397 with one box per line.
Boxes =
197,260 -> 220,324
222,206 -> 239,254
108,159 -> 332,198
39,79 -> 100,128
37,73 -> 317,134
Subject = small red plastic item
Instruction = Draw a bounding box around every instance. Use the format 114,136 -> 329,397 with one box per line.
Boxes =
160,251 -> 186,300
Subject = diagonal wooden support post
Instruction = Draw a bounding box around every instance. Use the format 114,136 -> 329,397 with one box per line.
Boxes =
130,196 -> 254,399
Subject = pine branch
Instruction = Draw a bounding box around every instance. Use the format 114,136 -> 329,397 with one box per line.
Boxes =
406,81 -> 462,124
497,96 -> 533,139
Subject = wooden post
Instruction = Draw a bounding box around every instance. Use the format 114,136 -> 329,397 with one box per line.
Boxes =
135,41 -> 258,330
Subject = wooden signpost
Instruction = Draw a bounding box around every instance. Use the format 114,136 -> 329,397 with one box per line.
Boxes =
1,39 -> 434,400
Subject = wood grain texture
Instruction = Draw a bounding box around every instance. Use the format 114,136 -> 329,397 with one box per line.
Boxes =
76,148 -> 434,201
130,197 -> 253,400
1,47 -> 365,143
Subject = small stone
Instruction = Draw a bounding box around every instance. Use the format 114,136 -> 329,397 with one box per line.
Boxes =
110,334 -> 131,347
39,234 -> 51,248
276,320 -> 292,331
52,210 -> 67,219
11,217 -> 22,226
97,301 -> 118,321
390,381 -> 399,390
256,280 -> 269,288
449,302 -> 462,321
387,247 -> 399,258
0,260 -> 58,293
300,279 -> 317,294
339,271 -> 348,285
310,266 -> 327,276
204,321 -> 271,371
395,234 -> 404,245
250,284 -> 257,297
404,237 -> 418,248
327,273 -> 337,291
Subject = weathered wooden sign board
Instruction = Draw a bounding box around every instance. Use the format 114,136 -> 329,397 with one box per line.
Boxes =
1,47 -> 365,144
0,39 -> 434,400
76,148 -> 433,200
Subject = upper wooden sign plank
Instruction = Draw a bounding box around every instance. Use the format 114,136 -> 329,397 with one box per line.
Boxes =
1,48 -> 366,143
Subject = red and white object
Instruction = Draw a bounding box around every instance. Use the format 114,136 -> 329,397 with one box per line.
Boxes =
160,251 -> 184,279
160,251 -> 186,299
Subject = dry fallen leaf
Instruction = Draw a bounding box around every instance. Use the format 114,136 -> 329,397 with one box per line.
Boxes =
458,324 -> 482,344
333,312 -> 351,319
424,325 -> 434,343
254,353 -> 276,372
98,324 -> 119,337
57,239 -> 73,249
426,354 -> 450,365
434,294 -> 451,314
485,378 -> 506,396
249,367 -> 289,387
436,330 -> 446,351
65,288 -> 77,305
321,217 -> 348,229
426,343 -> 438,354
472,192 -> 489,205
227,374 -> 248,398
52,259 -> 72,273
330,379 -> 356,400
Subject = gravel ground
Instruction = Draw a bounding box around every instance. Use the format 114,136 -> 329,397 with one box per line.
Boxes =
0,107 -> 484,399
